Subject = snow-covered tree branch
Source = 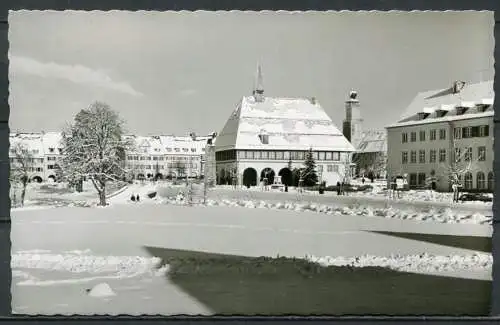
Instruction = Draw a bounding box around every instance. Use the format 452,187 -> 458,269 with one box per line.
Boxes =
9,143 -> 34,207
60,101 -> 134,206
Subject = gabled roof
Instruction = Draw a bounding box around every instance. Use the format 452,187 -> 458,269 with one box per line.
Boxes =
356,130 -> 387,153
215,96 -> 355,152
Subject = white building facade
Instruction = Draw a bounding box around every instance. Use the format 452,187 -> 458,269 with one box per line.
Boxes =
9,132 -> 63,183
386,80 -> 494,192
214,67 -> 355,187
124,133 -> 211,180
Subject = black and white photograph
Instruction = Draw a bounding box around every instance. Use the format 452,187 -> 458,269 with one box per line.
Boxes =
8,10 -> 494,315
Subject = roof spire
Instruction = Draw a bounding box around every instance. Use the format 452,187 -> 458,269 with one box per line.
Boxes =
253,62 -> 265,102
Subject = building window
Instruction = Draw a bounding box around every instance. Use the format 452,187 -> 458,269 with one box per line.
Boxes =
409,173 -> 417,186
261,151 -> 269,159
175,148 -> 180,152
410,132 -> 416,142
462,127 -> 472,138
454,127 -> 462,139
419,131 -> 426,141
418,173 -> 426,186
464,147 -> 472,161
430,130 -> 436,141
47,165 -> 55,170
49,147 -> 55,153
439,149 -> 446,162
313,151 -> 319,160
454,148 -> 461,163
488,172 -> 494,191
327,165 -> 333,172
402,133 -> 408,143
269,151 -> 276,160
480,125 -> 490,137
298,152 -> 305,160
439,129 -> 446,140
419,150 -> 425,163
317,165 -> 323,172
478,146 -> 486,161
284,151 -> 290,160
410,151 -> 416,163
325,152 -> 332,160
402,152 -> 408,164
429,150 -> 436,163
254,151 -> 261,159
477,172 -> 486,190
36,167 -> 43,172
464,172 -> 473,190
276,151 -> 284,160
319,152 -> 326,160
332,152 -> 340,161
333,165 -> 339,172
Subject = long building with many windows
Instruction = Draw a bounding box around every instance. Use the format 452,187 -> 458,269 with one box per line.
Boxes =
386,80 -> 494,192
9,131 -> 214,183
123,133 -> 212,180
214,66 -> 356,187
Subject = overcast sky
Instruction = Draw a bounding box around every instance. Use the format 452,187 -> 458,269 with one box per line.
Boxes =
8,10 -> 494,136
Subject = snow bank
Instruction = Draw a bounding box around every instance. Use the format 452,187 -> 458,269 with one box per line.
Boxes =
158,196 -> 492,225
12,251 -> 165,286
306,253 -> 493,274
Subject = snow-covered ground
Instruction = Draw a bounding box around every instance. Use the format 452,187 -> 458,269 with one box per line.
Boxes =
11,180 -> 129,210
10,181 -> 493,314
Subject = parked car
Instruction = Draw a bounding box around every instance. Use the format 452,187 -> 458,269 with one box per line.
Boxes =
458,192 -> 492,203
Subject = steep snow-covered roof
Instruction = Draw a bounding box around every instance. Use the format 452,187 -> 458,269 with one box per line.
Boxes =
9,133 -> 45,156
40,132 -> 63,153
395,80 -> 494,127
357,130 -> 387,154
216,96 -> 355,152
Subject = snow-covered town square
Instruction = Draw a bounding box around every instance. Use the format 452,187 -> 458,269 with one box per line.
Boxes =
8,10 -> 495,315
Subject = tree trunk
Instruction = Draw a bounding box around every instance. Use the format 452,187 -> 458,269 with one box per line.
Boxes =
21,180 -> 27,207
98,185 -> 107,206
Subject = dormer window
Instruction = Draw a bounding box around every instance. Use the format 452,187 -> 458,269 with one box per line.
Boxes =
476,104 -> 490,113
49,147 -> 55,153
417,112 -> 430,120
455,107 -> 468,115
258,129 -> 269,144
435,109 -> 447,118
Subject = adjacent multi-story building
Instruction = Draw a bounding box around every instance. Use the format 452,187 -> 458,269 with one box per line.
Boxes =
214,65 -> 356,187
9,131 -> 212,182
124,133 -> 211,180
386,80 -> 494,192
9,131 -> 63,183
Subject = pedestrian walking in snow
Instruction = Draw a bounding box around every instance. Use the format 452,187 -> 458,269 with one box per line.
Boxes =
336,181 -> 341,195
136,194 -> 140,202
361,177 -> 365,184
130,194 -> 136,202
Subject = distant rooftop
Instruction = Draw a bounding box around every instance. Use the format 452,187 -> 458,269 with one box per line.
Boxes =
356,130 -> 387,153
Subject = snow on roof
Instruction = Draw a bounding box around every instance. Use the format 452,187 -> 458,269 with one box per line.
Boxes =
387,110 -> 494,128
356,130 -> 387,153
215,96 -> 355,152
398,80 -> 494,121
40,132 -> 63,153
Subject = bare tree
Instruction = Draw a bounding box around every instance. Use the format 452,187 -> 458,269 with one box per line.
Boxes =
9,143 -> 34,207
60,102 -> 133,206
172,161 -> 186,180
438,138 -> 483,190
339,153 -> 354,184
